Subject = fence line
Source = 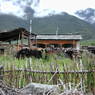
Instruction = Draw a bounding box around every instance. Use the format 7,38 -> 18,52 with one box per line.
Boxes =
3,69 -> 95,74
0,67 -> 95,91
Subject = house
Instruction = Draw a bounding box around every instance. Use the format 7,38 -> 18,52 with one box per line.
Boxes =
0,28 -> 36,54
32,34 -> 82,50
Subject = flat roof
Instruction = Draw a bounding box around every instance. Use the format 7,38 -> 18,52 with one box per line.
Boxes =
36,34 -> 82,40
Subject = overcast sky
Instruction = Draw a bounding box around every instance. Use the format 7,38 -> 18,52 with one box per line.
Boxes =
0,0 -> 95,17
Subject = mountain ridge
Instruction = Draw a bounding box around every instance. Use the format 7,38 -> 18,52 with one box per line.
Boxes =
0,13 -> 95,40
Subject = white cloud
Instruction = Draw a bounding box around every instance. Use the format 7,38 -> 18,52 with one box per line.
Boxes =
34,0 -> 95,16
0,0 -> 95,17
0,0 -> 25,17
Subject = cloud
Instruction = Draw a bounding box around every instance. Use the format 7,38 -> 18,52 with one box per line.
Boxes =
24,6 -> 35,19
75,8 -> 95,24
0,0 -> 39,18
0,0 -> 95,18
0,0 -> 25,17
76,8 -> 95,18
32,0 -> 95,17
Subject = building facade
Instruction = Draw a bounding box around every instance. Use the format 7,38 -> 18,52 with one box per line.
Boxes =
32,34 -> 82,50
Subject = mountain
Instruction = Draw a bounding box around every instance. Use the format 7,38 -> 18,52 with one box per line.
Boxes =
0,14 -> 28,31
32,13 -> 95,40
0,13 -> 95,40
75,8 -> 95,24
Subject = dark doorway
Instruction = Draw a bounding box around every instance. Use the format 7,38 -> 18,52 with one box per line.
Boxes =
37,44 -> 45,48
62,44 -> 73,48
0,48 -> 4,54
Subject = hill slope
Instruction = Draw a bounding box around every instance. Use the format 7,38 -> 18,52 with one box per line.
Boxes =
32,13 -> 95,39
0,14 -> 28,31
0,13 -> 95,40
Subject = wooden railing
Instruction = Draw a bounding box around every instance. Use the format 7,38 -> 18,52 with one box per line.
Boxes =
0,68 -> 95,88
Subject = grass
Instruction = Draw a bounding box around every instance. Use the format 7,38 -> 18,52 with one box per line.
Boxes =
0,53 -> 74,71
0,51 -> 95,94
81,40 -> 95,46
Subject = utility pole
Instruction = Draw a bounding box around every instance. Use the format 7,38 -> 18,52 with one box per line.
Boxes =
30,19 -> 32,34
29,19 -> 32,49
56,26 -> 59,36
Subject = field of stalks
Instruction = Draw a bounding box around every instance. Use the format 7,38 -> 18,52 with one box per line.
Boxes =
0,50 -> 95,95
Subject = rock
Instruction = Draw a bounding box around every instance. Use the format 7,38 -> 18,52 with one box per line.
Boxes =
20,83 -> 60,95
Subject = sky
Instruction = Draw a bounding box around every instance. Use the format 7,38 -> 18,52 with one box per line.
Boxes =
0,0 -> 95,18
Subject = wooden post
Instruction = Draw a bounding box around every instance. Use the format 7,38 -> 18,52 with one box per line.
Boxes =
35,36 -> 37,47
73,40 -> 75,48
28,35 -> 30,49
17,33 -> 21,51
17,39 -> 19,51
29,34 -> 32,49
52,71 -> 59,84
21,32 -> 24,49
50,63 -> 59,84
0,65 -> 4,80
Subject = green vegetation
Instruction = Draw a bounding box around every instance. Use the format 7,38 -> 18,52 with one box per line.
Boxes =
81,40 -> 95,46
0,51 -> 95,94
0,54 -> 73,71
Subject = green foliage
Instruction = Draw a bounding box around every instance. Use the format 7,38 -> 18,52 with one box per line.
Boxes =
0,51 -> 95,91
87,64 -> 95,88
81,40 -> 95,46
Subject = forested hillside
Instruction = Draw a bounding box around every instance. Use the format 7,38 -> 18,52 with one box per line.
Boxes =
0,13 -> 95,40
